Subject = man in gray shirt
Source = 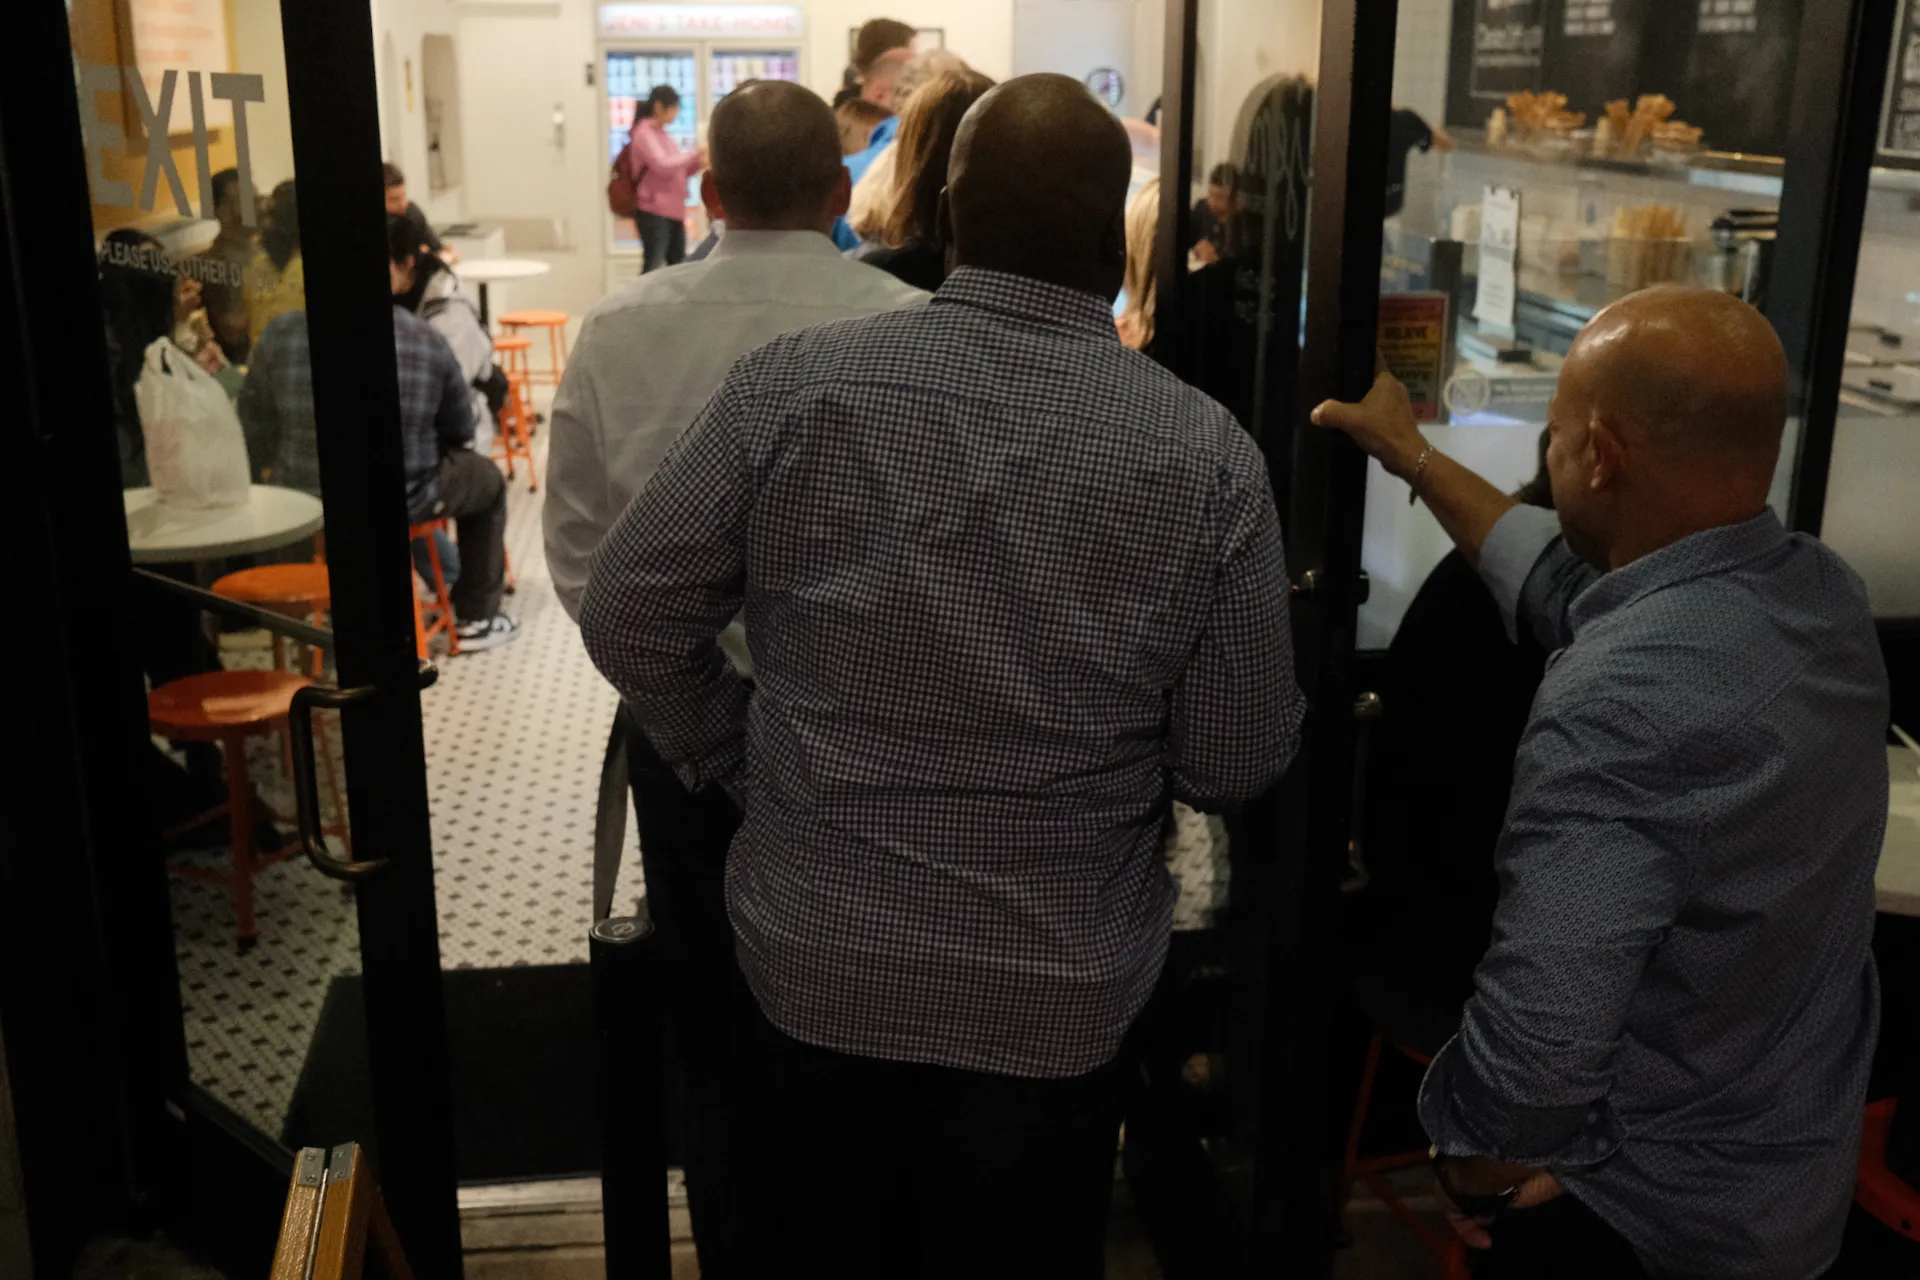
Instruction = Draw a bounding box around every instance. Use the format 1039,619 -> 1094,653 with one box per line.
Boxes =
1315,287 -> 1886,1278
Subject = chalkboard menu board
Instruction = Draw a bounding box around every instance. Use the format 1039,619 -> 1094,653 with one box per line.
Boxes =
1880,0 -> 1920,164
1446,0 -> 1806,158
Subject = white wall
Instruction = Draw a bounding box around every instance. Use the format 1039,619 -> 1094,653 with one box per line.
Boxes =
370,0 -> 465,228
231,0 -> 296,191
1193,0 -> 1317,186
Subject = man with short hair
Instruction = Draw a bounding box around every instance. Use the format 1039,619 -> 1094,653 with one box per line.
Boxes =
197,167 -> 256,361
1313,287 -> 1887,1279
546,77 -> 924,1276
580,73 -> 1301,1272
381,162 -> 448,261
832,46 -> 915,248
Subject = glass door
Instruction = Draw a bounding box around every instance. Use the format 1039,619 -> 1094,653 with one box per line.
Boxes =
10,0 -> 460,1273
604,47 -> 699,254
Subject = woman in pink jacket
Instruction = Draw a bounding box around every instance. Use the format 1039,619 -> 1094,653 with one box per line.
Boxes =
627,84 -> 706,273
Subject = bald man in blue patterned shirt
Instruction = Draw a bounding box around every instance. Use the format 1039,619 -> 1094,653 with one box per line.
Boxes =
1315,287 -> 1887,1279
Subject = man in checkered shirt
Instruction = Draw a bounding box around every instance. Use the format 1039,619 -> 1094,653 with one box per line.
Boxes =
581,74 -> 1303,1272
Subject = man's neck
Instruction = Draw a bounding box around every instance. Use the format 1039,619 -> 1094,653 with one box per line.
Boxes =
1603,500 -> 1769,571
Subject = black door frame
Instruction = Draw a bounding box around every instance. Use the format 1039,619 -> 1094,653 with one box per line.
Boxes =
0,1 -> 462,1275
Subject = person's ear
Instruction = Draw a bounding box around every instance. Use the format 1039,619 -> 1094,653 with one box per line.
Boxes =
700,171 -> 725,222
827,165 -> 852,219
1587,414 -> 1626,491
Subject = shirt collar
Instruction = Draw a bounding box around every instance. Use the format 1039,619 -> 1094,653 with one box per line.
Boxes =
932,266 -> 1120,339
870,115 -> 900,146
1568,508 -> 1790,630
707,229 -> 842,261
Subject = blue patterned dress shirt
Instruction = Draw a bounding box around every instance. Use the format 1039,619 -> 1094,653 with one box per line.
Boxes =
1421,504 -> 1888,1278
580,267 -> 1304,1077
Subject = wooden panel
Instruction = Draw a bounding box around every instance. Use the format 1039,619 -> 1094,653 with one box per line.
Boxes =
268,1147 -> 327,1280
312,1143 -> 373,1280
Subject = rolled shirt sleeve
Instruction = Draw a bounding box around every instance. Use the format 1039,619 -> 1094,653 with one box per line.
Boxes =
1419,693 -> 1690,1170
579,363 -> 755,800
1478,504 -> 1600,650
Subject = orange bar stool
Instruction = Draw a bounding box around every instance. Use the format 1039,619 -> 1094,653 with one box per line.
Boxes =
1857,1097 -> 1920,1242
212,562 -> 331,678
490,369 -> 538,490
1341,1032 -> 1470,1279
494,333 -> 532,384
498,309 -> 569,389
410,518 -> 459,657
151,669 -> 316,948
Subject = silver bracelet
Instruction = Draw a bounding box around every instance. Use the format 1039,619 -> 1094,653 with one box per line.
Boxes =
1407,443 -> 1438,506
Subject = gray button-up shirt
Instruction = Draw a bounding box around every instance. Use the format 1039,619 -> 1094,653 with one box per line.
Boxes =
1420,505 -> 1888,1278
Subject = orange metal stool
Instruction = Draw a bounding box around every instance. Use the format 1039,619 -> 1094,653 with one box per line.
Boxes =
494,333 -> 532,383
1858,1097 -> 1920,1242
1342,1032 -> 1471,1278
151,670 -> 317,946
410,518 -> 459,657
499,309 -> 569,388
491,369 -> 538,490
212,562 -> 331,677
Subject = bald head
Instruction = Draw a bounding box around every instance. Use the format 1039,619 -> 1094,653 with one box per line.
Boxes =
1547,286 -> 1790,566
707,80 -> 847,231
1569,285 -> 1788,464
946,74 -> 1132,297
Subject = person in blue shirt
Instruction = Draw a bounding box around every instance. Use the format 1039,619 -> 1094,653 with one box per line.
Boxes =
1313,287 -> 1886,1279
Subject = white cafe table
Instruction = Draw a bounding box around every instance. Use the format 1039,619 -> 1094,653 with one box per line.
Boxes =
1881,744 -> 1920,917
452,257 -> 552,327
123,485 -> 324,564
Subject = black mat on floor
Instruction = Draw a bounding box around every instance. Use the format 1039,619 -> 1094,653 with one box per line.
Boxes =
282,963 -> 683,1181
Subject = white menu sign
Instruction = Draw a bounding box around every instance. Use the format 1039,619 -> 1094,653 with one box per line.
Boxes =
1473,184 -> 1520,333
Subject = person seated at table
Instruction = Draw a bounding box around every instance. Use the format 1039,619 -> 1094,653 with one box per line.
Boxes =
853,66 -> 994,291
389,211 -> 495,447
1190,163 -> 1237,265
239,306 -> 516,650
196,168 -> 258,363
383,162 -> 452,263
245,182 -> 305,351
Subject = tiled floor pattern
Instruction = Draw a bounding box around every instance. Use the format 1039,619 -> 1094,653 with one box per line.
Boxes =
172,388 -> 643,1137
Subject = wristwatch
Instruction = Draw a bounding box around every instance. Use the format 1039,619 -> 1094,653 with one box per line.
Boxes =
1431,1147 -> 1522,1219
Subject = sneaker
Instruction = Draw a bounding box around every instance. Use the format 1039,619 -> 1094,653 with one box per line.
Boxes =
455,615 -> 520,652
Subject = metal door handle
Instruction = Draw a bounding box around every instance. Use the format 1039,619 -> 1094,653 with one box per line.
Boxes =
289,662 -> 438,882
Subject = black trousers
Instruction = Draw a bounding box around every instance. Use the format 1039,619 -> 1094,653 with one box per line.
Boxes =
623,715 -> 746,1277
1470,1194 -> 1649,1278
636,211 -> 686,274
433,449 -> 507,623
734,999 -> 1131,1279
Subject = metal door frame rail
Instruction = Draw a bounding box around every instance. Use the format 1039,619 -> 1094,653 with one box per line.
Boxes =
133,567 -> 334,650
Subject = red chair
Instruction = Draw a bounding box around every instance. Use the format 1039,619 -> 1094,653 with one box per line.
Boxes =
491,369 -> 538,490
1342,1032 -> 1471,1279
498,309 -> 569,389
212,562 -> 331,678
1857,1097 -> 1920,1241
151,670 -> 317,945
410,518 -> 459,657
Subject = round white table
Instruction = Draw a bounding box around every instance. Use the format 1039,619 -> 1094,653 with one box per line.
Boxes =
453,258 -> 552,327
1882,744 -> 1920,917
123,485 -> 325,564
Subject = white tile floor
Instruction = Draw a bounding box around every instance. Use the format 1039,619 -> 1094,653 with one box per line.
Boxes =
171,397 -> 641,1137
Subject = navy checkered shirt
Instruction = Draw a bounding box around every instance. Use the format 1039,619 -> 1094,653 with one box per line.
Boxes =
580,267 -> 1304,1077
237,306 -> 474,520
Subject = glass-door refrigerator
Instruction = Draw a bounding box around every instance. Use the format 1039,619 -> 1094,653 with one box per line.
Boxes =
600,16 -> 804,258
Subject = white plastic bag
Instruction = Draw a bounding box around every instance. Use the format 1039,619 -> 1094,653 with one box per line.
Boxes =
137,337 -> 250,509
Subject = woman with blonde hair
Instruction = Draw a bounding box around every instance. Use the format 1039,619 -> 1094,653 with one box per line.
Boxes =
852,67 -> 995,290
1117,177 -> 1159,351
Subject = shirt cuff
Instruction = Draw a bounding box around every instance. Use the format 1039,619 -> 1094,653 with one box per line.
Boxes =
1477,506 -> 1562,643
1418,1035 -> 1622,1170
